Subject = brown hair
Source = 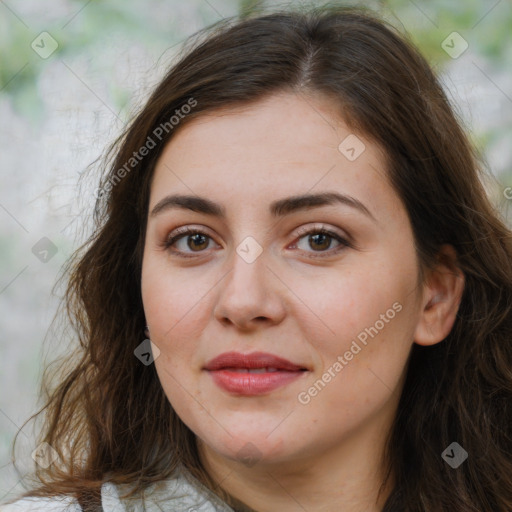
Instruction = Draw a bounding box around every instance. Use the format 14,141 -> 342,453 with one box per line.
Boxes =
9,4 -> 512,511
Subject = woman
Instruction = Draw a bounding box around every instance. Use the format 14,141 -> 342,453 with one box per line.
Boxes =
2,4 -> 512,511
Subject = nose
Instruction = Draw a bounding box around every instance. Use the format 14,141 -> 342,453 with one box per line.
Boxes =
213,245 -> 287,331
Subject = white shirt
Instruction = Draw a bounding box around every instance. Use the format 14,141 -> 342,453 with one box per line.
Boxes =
0,466 -> 235,511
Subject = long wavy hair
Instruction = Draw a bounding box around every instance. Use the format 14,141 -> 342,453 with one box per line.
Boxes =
8,4 -> 512,511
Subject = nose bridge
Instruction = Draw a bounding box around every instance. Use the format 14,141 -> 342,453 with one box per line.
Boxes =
224,240 -> 269,305
214,235 -> 285,327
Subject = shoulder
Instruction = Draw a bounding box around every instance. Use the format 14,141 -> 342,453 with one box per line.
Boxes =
137,467 -> 234,512
0,468 -> 233,512
0,482 -> 124,512
0,495 -> 81,511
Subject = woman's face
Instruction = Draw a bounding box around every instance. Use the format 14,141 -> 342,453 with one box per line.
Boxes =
141,92 -> 426,470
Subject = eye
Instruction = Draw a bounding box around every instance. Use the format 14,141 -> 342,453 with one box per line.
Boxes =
163,226 -> 219,258
162,224 -> 352,259
289,224 -> 352,257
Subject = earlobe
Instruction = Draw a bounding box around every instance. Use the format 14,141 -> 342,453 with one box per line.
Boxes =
413,244 -> 465,346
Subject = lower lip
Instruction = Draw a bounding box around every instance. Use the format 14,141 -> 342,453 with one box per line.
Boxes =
206,369 -> 306,395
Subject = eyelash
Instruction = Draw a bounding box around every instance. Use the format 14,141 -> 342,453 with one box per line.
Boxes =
162,224 -> 352,259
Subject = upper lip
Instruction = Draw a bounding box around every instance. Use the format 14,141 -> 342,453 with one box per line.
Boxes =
203,351 -> 308,371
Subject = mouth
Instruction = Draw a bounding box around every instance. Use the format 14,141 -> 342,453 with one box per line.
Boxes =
203,351 -> 309,396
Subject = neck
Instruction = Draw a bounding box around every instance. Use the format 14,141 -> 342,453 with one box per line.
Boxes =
197,412 -> 395,512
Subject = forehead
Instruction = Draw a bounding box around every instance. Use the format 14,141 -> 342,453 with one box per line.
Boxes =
150,92 -> 402,226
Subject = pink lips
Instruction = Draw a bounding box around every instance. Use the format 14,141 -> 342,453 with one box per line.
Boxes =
203,351 -> 308,396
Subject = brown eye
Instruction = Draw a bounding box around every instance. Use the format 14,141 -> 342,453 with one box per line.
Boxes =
308,232 -> 332,251
292,226 -> 352,258
164,228 -> 218,257
187,233 -> 209,251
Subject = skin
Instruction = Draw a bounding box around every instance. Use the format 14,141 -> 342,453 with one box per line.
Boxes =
141,91 -> 464,512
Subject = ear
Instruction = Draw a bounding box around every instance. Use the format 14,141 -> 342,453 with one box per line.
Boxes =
414,244 -> 465,346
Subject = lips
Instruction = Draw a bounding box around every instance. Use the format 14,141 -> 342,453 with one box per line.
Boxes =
204,351 -> 307,371
203,351 -> 309,395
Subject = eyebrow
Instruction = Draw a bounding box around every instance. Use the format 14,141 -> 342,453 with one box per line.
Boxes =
150,192 -> 376,222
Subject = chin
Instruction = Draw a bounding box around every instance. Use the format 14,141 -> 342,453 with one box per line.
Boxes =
197,425 -> 292,466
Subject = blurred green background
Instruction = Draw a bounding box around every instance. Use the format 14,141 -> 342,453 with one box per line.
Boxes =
1,0 -> 511,502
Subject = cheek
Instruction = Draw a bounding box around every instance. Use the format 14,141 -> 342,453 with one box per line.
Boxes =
291,264 -> 408,349
141,256 -> 214,346
292,262 -> 417,397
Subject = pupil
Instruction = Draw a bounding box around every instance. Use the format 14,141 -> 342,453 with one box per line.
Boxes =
188,234 -> 208,250
310,233 -> 331,251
